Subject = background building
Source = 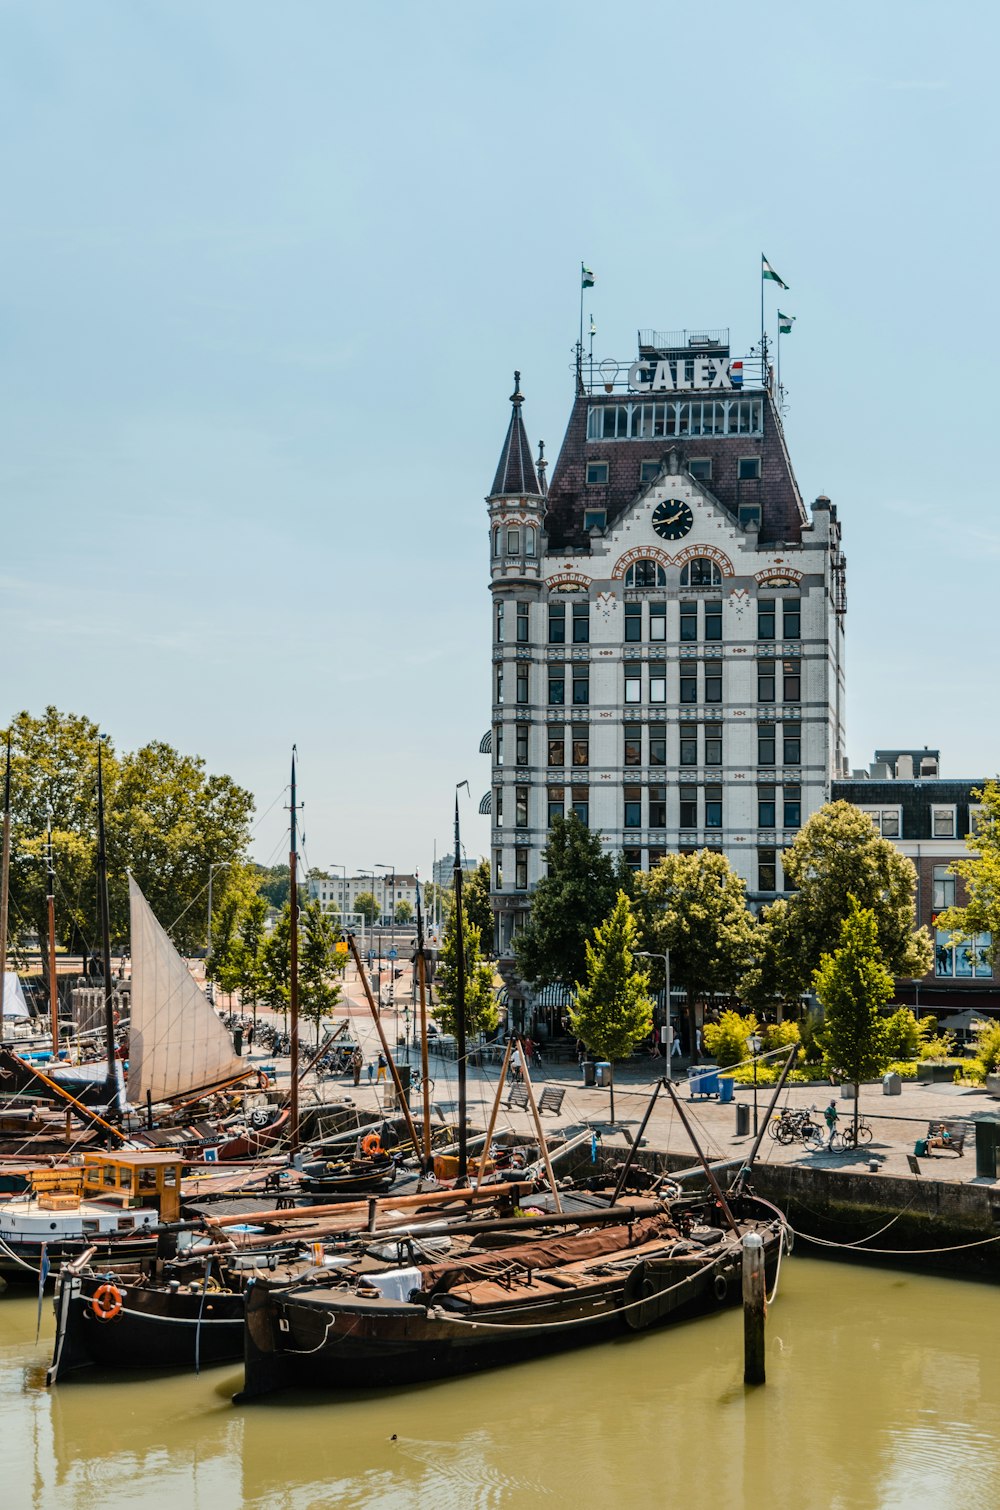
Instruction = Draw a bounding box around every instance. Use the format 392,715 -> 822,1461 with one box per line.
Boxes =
485,335 -> 847,985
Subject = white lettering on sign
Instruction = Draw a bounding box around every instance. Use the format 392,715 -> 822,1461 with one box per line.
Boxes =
628,357 -> 736,393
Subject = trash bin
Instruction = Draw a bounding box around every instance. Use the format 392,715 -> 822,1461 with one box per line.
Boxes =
882,1072 -> 901,1096
718,1076 -> 735,1104
688,1066 -> 719,1098
233,1027 -> 243,1057
391,1063 -> 412,1110
595,1061 -> 612,1088
975,1119 -> 1000,1180
582,1061 -> 596,1088
736,1102 -> 751,1137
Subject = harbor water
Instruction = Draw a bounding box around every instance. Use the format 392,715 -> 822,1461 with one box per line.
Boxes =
2,1257 -> 999,1510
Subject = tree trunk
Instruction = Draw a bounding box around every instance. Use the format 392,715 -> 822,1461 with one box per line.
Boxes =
853,1084 -> 860,1146
609,1060 -> 615,1126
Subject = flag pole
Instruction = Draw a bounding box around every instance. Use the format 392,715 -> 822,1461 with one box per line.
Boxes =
760,253 -> 765,384
578,264 -> 585,393
776,312 -> 781,399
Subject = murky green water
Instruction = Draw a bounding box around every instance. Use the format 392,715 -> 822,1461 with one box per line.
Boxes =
2,1258 -> 999,1510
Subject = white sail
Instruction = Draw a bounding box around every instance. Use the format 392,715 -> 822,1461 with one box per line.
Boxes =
128,875 -> 244,1104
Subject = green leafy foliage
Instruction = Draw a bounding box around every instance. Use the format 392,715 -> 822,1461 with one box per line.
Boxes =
394,899 -> 413,925
461,859 -> 493,949
255,865 -> 290,909
299,900 -> 344,1045
937,780 -> 1000,970
435,911 -> 498,1040
881,1007 -> 931,1061
514,815 -> 629,990
569,891 -> 653,1122
972,1018 -> 1000,1077
813,896 -> 895,1108
703,1009 -> 760,1068
354,891 -> 379,926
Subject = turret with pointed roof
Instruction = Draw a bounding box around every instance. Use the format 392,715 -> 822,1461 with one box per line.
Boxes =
489,372 -> 541,498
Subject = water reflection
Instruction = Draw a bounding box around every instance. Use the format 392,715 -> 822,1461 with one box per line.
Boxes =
3,1260 -> 1000,1509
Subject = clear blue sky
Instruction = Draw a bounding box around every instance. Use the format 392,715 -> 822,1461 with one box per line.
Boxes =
3,1 -> 997,877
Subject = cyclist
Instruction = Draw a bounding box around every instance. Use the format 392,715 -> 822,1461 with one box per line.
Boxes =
823,1099 -> 839,1149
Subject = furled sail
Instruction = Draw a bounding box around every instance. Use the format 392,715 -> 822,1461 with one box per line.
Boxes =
128,875 -> 244,1104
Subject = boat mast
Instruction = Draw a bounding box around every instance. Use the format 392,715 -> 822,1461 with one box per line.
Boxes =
46,817 -> 59,1059
0,733 -> 10,1021
95,740 -> 118,1103
288,747 -> 300,1152
414,878 -> 432,1168
453,782 -> 469,1183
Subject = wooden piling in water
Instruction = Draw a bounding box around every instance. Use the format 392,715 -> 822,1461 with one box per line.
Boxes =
743,1230 -> 766,1385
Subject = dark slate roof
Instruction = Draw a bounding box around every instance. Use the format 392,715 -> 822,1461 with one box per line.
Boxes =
542,387 -> 807,551
831,779 -> 983,842
490,373 -> 541,497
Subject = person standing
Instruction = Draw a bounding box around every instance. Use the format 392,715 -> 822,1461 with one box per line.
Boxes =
351,1046 -> 363,1086
377,1052 -> 387,1083
824,1099 -> 839,1148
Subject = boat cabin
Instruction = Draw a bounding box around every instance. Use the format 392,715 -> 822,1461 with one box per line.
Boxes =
29,1151 -> 184,1222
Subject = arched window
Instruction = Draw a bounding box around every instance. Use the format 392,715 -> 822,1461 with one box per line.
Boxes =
680,558 -> 722,587
525,526 -> 536,557
625,559 -> 666,588
493,526 -> 501,556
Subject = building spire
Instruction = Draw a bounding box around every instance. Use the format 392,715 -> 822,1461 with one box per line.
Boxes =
490,371 -> 540,496
536,439 -> 548,496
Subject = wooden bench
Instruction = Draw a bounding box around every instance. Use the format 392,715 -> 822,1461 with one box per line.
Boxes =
538,1087 -> 566,1116
925,1119 -> 971,1156
505,1083 -> 530,1111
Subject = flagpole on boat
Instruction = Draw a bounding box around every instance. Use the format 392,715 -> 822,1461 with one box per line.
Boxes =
288,747 -> 301,1153
414,877 -> 433,1169
96,740 -> 119,1110
453,781 -> 470,1184
46,817 -> 59,1060
0,732 -> 10,1021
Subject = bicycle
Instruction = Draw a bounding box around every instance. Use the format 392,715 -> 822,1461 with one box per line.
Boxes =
769,1106 -> 822,1146
837,1119 -> 873,1150
409,1070 -> 435,1096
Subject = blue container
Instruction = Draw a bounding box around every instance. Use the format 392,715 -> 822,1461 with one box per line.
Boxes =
688,1066 -> 719,1098
718,1076 -> 735,1104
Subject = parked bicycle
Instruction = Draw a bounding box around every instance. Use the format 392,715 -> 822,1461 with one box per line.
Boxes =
768,1106 -> 823,1146
832,1119 -> 874,1151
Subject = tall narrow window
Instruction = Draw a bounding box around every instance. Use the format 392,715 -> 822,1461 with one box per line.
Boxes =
782,659 -> 801,702
758,724 -> 776,765
649,601 -> 666,641
758,848 -> 777,892
704,664 -> 722,703
572,601 -> 590,643
547,726 -> 565,766
625,662 -> 642,704
495,666 -> 504,704
572,786 -> 589,827
495,601 -> 504,643
624,602 -> 642,642
680,601 -> 698,642
548,602 -> 566,643
649,660 -> 666,703
506,527 -> 521,554
624,848 -> 643,872
783,785 -> 801,827
525,528 -> 536,557
705,729 -> 722,766
572,731 -> 590,766
679,785 -> 698,828
680,667 -> 698,703
782,598 -> 801,639
495,725 -> 503,765
704,601 -> 722,641
624,723 -> 642,766
624,786 -> 642,828
547,786 -> 565,826
515,848 -> 528,890
516,668 -> 528,704
548,666 -> 565,705
515,724 -> 529,765
494,851 -> 503,888
758,598 -> 776,640
495,787 -> 504,826
758,661 -> 775,702
680,730 -> 698,766
933,865 -> 956,910
783,723 -> 801,765
649,729 -> 666,766
649,785 -> 667,827
758,785 -> 776,828
516,602 -> 529,643
705,785 -> 722,828
572,667 -> 589,705
515,787 -> 528,827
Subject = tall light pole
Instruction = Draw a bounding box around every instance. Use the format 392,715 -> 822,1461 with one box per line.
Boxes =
359,870 -> 377,976
748,1031 -> 762,1136
635,950 -> 672,1078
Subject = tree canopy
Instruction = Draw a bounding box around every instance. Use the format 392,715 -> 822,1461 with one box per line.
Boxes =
569,891 -> 652,1123
813,895 -> 895,1135
461,860 -> 493,951
435,911 -> 498,1040
299,899 -> 344,1045
514,814 -> 628,989
743,801 -> 932,1009
354,891 -> 379,926
937,780 -> 1000,969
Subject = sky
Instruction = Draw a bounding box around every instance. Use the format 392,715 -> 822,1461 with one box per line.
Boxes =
3,1 -> 998,879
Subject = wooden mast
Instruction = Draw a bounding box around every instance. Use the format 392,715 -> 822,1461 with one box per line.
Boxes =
288,747 -> 300,1153
453,784 -> 469,1183
345,931 -> 422,1156
95,740 -> 118,1107
46,818 -> 59,1059
414,878 -> 433,1169
0,733 -> 10,1023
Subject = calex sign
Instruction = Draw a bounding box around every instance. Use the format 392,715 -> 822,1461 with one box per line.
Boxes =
627,357 -> 743,392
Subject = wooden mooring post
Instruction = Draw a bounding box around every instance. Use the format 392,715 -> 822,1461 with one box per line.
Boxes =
743,1230 -> 766,1385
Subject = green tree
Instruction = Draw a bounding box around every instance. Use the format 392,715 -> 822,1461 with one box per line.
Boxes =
299,899 -> 344,1046
394,898 -> 414,925
514,814 -> 628,989
632,849 -> 755,1061
207,893 -> 243,1005
421,881 -> 453,934
435,913 -> 498,1040
569,891 -> 653,1124
461,860 -> 493,950
813,896 -> 895,1140
237,894 -> 270,1018
255,864 -> 290,910
744,802 -> 932,1011
703,1008 -> 760,1069
260,904 -> 292,1020
355,891 -> 379,926
937,780 -> 1000,970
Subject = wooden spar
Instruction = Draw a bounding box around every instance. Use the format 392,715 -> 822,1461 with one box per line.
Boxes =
518,1043 -> 563,1214
414,881 -> 432,1168
611,1078 -> 662,1205
452,787 -> 469,1182
729,1045 -> 798,1197
0,1047 -> 128,1142
0,733 -> 9,1022
345,932 -> 423,1157
46,819 -> 59,1060
95,741 -> 118,1106
186,1178 -> 540,1231
474,1037 -> 514,1191
662,1076 -> 740,1236
288,748 -> 300,1152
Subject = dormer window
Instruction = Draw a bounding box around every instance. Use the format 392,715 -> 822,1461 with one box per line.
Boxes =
738,457 -> 761,480
688,458 -> 712,481
584,510 -> 606,531
586,461 -> 609,485
640,460 -> 661,483
680,558 -> 722,587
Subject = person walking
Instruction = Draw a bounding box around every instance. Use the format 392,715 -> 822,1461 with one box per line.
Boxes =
377,1052 -> 388,1083
824,1099 -> 839,1148
351,1047 -> 363,1086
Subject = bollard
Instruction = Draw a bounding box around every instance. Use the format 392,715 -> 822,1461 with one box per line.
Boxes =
367,1197 -> 379,1235
742,1230 -> 766,1385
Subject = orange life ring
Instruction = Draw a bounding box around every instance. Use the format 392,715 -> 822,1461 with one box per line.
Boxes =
91,1282 -> 124,1322
257,1072 -> 270,1090
361,1133 -> 382,1158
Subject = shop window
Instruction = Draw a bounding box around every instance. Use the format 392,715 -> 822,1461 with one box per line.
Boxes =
936,930 -> 991,978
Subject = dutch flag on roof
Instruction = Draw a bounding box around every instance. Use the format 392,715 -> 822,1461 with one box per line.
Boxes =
730,360 -> 743,388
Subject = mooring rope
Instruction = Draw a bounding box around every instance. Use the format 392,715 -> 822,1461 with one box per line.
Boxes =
791,1227 -> 1000,1256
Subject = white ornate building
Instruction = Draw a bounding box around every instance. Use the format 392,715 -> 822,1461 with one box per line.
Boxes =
484,330 -> 847,970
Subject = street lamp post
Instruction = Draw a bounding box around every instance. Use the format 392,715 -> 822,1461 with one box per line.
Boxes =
748,1032 -> 762,1136
635,950 -> 672,1078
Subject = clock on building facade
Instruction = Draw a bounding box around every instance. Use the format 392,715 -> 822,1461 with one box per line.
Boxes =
651,498 -> 694,540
